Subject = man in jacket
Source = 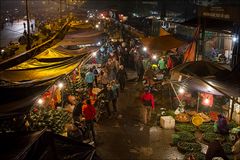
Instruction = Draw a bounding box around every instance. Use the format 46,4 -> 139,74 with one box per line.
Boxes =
82,99 -> 96,143
141,87 -> 155,125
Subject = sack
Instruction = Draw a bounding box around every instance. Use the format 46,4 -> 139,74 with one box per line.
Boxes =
143,100 -> 152,107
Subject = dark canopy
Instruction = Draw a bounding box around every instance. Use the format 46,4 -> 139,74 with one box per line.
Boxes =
171,61 -> 240,97
0,129 -> 100,160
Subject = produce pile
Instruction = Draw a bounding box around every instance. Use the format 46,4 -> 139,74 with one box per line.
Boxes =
177,141 -> 202,153
175,123 -> 197,132
28,106 -> 71,134
199,123 -> 214,132
172,131 -> 195,145
202,132 -> 225,143
175,113 -> 190,123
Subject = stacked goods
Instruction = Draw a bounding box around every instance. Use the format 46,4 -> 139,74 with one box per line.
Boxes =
184,152 -> 205,160
175,113 -> 190,123
177,141 -> 202,153
175,123 -> 197,132
199,123 -> 214,132
29,106 -> 71,134
203,132 -> 225,143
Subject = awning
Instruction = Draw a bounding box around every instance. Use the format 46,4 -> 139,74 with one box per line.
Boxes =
170,61 -> 240,97
141,35 -> 186,52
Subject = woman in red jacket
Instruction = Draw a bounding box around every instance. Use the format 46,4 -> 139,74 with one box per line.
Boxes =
141,88 -> 155,125
82,99 -> 96,143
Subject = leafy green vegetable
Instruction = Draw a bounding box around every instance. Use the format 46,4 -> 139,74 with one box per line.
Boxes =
203,132 -> 225,143
175,123 -> 197,132
177,141 -> 202,153
184,152 -> 205,160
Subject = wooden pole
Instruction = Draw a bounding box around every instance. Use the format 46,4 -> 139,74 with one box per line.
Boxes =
230,98 -> 235,121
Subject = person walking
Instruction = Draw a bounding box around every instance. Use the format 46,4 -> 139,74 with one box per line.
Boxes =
85,68 -> 95,88
141,87 -> 155,125
92,66 -> 98,87
82,99 -> 96,143
110,80 -> 119,113
117,65 -> 128,91
136,57 -> 145,81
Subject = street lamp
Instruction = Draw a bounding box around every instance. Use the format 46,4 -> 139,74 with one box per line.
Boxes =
152,54 -> 157,60
95,24 -> 99,28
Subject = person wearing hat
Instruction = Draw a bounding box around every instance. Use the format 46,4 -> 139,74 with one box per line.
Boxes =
141,87 -> 155,125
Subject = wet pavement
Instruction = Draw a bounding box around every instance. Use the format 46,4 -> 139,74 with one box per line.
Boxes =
95,70 -> 184,160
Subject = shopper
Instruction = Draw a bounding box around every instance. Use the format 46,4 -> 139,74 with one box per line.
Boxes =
111,80 -> 119,113
117,65 -> 128,91
216,114 -> 229,135
82,99 -> 96,143
72,97 -> 84,123
141,87 -> 155,125
92,66 -> 98,87
136,57 -> 145,81
85,68 -> 95,88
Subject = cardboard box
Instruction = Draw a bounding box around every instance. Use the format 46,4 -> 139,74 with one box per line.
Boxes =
160,116 -> 175,129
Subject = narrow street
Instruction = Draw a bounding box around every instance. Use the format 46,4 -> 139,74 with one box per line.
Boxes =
95,70 -> 184,160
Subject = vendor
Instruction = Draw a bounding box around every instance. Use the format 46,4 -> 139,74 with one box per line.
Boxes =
216,114 -> 229,135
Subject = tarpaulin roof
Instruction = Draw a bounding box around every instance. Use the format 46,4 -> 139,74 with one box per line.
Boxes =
0,26 -> 101,114
171,61 -> 240,97
0,130 -> 101,160
141,35 -> 186,52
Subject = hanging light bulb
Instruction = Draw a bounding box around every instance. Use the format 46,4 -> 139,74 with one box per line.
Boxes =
204,98 -> 210,104
37,98 -> 43,105
143,47 -> 147,52
178,87 -> 185,94
58,82 -> 64,89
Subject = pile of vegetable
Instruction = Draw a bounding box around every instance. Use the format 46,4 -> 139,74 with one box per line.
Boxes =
175,113 -> 190,123
177,141 -> 202,153
199,123 -> 214,132
172,131 -> 195,145
203,132 -> 225,143
175,123 -> 197,132
28,106 -> 71,134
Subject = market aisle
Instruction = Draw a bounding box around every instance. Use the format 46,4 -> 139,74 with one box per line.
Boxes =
95,70 -> 184,160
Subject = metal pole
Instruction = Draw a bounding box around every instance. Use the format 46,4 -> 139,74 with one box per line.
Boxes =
25,0 -> 31,50
197,92 -> 200,112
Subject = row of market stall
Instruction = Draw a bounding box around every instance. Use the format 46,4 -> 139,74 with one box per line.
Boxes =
0,20 -> 106,160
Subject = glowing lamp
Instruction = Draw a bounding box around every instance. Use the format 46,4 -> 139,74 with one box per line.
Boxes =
95,24 -> 99,28
143,47 -> 147,52
58,82 -> 64,89
152,55 -> 157,60
233,36 -> 238,42
37,98 -> 43,105
92,52 -> 97,57
204,98 -> 210,104
178,87 -> 185,94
